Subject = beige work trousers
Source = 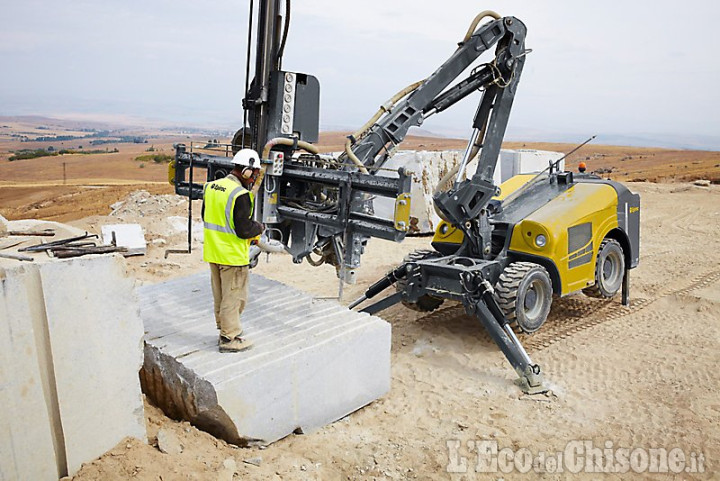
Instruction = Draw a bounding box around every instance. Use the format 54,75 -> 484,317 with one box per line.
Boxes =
209,263 -> 249,340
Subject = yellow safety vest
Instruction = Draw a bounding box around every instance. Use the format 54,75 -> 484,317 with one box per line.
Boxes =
202,176 -> 254,266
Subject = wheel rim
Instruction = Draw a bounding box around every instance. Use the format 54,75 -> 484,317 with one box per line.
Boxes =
524,278 -> 547,320
602,249 -> 623,291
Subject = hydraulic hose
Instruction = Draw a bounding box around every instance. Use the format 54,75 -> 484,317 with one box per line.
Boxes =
249,235 -> 287,264
257,235 -> 286,253
262,136 -> 319,159
277,0 -> 291,69
344,79 -> 425,174
352,80 -> 425,141
254,137 -> 320,196
343,139 -> 370,174
462,10 -> 501,43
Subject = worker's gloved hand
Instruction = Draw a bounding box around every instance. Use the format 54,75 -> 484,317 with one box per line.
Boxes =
249,234 -> 262,246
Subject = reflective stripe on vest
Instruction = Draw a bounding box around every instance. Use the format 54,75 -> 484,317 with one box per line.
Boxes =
203,184 -> 246,234
202,177 -> 253,266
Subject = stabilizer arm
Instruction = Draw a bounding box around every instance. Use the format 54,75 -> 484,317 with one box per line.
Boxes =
459,271 -> 546,394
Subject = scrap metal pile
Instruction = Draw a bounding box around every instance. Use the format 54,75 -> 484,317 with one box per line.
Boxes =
17,232 -> 127,259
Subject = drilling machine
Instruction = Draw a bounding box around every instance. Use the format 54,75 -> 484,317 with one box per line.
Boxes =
169,2 -> 640,393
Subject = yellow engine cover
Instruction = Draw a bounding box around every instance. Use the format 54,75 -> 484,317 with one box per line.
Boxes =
431,175 -> 620,296
508,183 -> 618,294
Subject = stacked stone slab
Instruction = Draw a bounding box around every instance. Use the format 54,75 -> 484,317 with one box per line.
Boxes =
0,255 -> 146,480
139,272 -> 391,445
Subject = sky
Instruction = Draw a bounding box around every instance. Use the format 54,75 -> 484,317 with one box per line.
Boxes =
1,0 -> 719,149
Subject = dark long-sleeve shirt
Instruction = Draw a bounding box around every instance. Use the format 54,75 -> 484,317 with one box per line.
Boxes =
202,174 -> 263,239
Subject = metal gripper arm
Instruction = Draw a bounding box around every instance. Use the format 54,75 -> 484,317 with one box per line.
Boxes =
342,16 -> 527,260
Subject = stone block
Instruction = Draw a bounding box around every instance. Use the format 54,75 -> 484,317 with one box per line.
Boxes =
0,264 -> 59,481
373,149 -> 562,234
101,223 -> 147,256
0,213 -> 8,237
140,272 -> 391,445
39,255 -> 146,476
374,150 -> 463,234
500,149 -> 564,180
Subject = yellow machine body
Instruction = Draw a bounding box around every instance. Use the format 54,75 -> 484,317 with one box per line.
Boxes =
432,175 -> 628,296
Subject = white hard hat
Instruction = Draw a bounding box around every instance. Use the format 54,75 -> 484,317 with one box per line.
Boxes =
232,148 -> 260,169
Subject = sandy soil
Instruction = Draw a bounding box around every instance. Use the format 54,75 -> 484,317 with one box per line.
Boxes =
39,180 -> 716,481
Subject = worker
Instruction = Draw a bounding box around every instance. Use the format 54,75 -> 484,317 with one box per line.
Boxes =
202,148 -> 264,353
578,161 -> 587,173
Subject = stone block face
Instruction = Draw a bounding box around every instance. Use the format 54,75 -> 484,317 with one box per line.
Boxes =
39,255 -> 146,475
0,265 -> 59,481
374,150 -> 464,234
140,273 -> 391,445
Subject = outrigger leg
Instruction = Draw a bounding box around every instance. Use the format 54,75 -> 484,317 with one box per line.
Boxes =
460,272 -> 547,394
349,265 -> 547,394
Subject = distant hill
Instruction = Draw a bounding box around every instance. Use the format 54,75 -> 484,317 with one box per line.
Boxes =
3,113 -> 719,151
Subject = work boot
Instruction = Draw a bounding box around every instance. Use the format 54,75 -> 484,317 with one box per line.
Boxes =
216,328 -> 243,345
218,335 -> 253,353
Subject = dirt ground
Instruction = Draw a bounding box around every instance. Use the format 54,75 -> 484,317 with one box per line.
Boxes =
2,120 -> 719,479
34,179 -> 713,481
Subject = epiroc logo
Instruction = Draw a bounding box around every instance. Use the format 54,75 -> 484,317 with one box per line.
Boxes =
210,184 -> 227,192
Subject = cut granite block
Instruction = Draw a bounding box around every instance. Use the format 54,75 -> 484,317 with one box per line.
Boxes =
39,255 -> 146,476
139,272 -> 391,445
0,264 -> 59,481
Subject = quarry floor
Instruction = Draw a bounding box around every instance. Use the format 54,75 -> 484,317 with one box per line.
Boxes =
40,181 -> 717,481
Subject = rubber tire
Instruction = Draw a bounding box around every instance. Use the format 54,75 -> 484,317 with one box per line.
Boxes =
583,238 -> 625,298
495,262 -> 553,334
396,249 -> 444,312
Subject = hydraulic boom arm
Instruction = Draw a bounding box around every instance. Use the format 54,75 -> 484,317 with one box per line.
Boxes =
347,15 -> 527,176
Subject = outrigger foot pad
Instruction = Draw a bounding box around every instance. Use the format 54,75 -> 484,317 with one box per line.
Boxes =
516,365 -> 547,395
